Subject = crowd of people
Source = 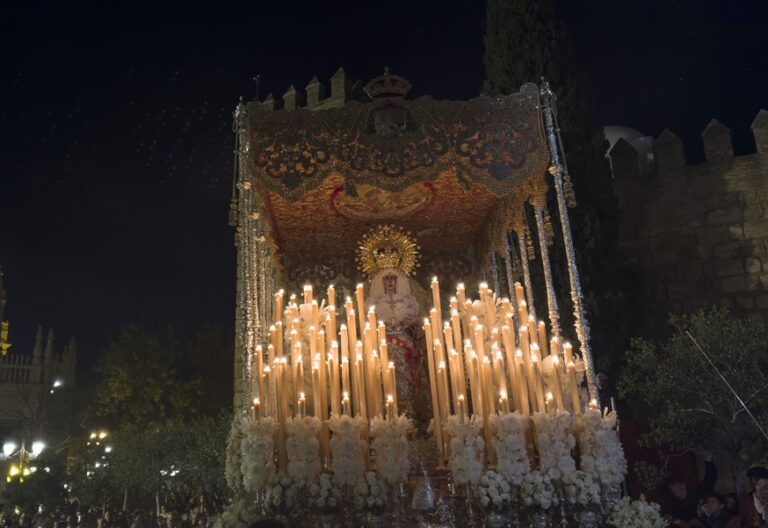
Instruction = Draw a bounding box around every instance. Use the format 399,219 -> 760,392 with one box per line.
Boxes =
667,463 -> 768,528
0,505 -> 218,528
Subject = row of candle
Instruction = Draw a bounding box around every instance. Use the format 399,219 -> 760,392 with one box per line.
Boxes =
244,284 -> 400,470
424,277 -> 586,466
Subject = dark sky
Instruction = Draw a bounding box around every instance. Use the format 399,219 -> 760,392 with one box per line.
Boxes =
1,0 -> 767,375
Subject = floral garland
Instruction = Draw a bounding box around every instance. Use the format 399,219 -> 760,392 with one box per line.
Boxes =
476,470 -> 514,513
606,496 -> 666,528
532,410 -> 576,483
444,414 -> 485,487
328,414 -> 367,486
225,414 -> 245,494
489,411 -> 530,485
265,472 -> 300,514
284,415 -> 322,486
520,470 -> 559,512
240,416 -> 277,494
563,470 -> 601,513
371,415 -> 411,486
308,473 -> 341,514
577,409 -> 627,489
353,471 -> 388,513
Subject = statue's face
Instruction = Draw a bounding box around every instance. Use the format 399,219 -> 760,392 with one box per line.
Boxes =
383,273 -> 398,294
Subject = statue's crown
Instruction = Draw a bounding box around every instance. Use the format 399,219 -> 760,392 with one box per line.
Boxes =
373,246 -> 402,270
364,69 -> 412,100
357,224 -> 420,277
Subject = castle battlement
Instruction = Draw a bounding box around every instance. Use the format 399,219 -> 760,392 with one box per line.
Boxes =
254,67 -> 370,112
609,109 -> 768,333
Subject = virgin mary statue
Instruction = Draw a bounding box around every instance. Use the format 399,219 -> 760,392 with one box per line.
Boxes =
358,225 -> 431,422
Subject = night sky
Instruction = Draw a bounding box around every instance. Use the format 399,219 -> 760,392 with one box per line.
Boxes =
2,0 -> 767,376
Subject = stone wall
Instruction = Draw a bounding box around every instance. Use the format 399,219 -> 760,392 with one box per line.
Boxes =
612,110 -> 768,331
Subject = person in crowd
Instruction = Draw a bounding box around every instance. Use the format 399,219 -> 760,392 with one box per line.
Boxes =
724,494 -> 739,518
668,456 -> 719,526
696,493 -> 740,528
740,475 -> 768,527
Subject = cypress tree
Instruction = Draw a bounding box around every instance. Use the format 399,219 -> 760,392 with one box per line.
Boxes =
483,0 -> 631,376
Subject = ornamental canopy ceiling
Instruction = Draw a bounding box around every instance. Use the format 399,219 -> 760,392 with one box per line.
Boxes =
244,73 -> 549,257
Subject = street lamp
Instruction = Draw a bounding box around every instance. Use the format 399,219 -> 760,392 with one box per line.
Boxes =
2,439 -> 45,483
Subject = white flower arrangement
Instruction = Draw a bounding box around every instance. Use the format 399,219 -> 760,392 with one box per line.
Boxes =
606,496 -> 666,528
444,414 -> 485,487
309,473 -> 341,514
284,415 -> 322,486
577,409 -> 627,489
489,411 -> 530,485
265,472 -> 300,514
240,416 -> 277,494
371,415 -> 412,485
328,413 -> 367,486
225,414 -> 245,494
532,410 -> 577,483
353,471 -> 388,513
563,470 -> 601,513
476,470 -> 514,513
520,470 -> 559,512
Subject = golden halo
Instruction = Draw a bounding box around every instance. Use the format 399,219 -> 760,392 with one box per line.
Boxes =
356,224 -> 420,278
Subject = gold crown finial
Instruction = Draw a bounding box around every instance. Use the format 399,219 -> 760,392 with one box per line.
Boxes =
357,225 -> 420,278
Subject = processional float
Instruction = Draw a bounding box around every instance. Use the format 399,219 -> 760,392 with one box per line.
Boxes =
223,70 -> 628,527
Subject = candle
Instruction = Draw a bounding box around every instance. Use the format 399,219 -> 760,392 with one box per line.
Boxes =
303,284 -> 313,304
423,319 -> 445,466
378,338 -> 390,399
567,361 -> 581,414
298,392 -> 306,418
296,353 -> 305,408
263,364 -> 273,418
355,284 -> 366,338
386,395 -> 395,422
457,283 -> 467,307
342,391 -> 351,416
254,397 -> 261,422
327,306 -> 337,346
550,354 -> 565,411
311,300 -> 320,329
354,342 -> 367,420
515,349 -> 530,415
329,341 -> 340,415
276,321 -> 284,361
312,362 -> 321,417
274,290 -> 284,323
501,325 -> 521,411
457,394 -> 466,424
545,391 -> 554,415
387,361 -> 398,413
431,277 -> 443,331
341,356 -> 350,402
327,284 -> 336,308
347,309 -> 358,351
499,390 -> 510,413
437,357 -> 450,422
318,330 -> 327,418
531,347 -> 547,412
493,348 -> 508,404
466,344 -> 483,418
538,321 -> 549,356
